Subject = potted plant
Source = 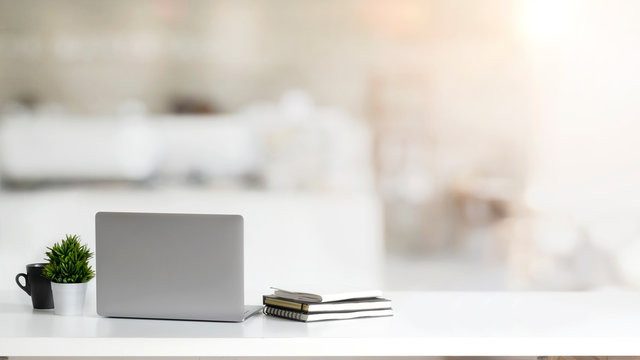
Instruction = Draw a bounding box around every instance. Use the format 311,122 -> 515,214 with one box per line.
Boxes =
43,234 -> 95,316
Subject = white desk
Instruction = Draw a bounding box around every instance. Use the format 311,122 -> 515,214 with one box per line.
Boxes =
3,290 -> 640,357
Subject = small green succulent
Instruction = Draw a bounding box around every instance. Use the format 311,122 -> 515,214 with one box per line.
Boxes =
43,234 -> 95,283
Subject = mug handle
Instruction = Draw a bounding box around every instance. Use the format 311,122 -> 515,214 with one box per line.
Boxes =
15,273 -> 31,295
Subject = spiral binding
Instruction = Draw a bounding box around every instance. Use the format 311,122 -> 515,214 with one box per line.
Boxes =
264,306 -> 304,321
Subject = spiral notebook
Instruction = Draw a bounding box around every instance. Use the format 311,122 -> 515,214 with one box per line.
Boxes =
263,295 -> 392,313
263,306 -> 393,322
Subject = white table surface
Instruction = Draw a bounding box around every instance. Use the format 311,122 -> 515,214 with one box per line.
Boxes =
3,289 -> 640,357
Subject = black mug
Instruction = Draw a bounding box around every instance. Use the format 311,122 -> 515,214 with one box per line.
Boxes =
16,263 -> 54,309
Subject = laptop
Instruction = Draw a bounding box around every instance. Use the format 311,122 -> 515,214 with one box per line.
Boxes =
95,212 -> 262,322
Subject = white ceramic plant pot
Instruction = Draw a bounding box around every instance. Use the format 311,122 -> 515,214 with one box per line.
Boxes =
51,282 -> 88,316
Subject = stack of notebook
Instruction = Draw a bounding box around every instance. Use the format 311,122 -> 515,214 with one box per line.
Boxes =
263,287 -> 393,322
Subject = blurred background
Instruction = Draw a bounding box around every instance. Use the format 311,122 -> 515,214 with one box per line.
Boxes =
2,0 -> 640,297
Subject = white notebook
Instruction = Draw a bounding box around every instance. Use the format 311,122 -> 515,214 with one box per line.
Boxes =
270,286 -> 383,303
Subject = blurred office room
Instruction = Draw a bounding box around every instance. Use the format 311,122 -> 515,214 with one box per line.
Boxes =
2,0 -> 640,297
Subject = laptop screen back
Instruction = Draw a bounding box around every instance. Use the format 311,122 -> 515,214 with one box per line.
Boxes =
96,212 -> 244,321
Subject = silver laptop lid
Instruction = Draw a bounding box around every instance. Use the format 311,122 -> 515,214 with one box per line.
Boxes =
96,212 -> 245,322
